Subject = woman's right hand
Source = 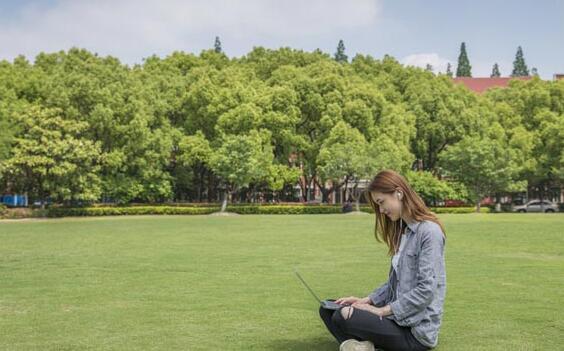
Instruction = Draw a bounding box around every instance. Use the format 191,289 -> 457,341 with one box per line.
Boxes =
335,296 -> 367,305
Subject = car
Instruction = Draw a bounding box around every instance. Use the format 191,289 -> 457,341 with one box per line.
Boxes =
513,200 -> 558,213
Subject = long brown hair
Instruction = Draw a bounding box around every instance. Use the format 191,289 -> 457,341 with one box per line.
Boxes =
364,169 -> 446,256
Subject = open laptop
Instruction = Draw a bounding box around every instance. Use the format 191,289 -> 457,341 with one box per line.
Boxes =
294,268 -> 346,310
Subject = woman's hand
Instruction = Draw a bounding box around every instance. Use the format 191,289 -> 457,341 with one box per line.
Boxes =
335,296 -> 365,305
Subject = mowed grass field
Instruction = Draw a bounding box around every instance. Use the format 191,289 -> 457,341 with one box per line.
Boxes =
1,213 -> 563,351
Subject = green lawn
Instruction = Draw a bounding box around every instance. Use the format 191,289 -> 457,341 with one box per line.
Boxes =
1,213 -> 563,350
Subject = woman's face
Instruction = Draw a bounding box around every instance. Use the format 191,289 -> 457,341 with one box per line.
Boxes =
371,191 -> 402,221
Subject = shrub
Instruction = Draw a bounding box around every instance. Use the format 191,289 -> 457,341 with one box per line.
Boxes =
47,206 -> 220,217
43,204 -> 490,217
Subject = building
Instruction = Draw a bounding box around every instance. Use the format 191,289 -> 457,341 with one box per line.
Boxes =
452,76 -> 531,94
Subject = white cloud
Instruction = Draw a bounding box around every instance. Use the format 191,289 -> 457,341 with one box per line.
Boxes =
401,53 -> 519,78
401,53 -> 452,74
0,0 -> 382,63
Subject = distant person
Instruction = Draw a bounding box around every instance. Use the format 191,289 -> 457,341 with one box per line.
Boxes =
319,169 -> 447,351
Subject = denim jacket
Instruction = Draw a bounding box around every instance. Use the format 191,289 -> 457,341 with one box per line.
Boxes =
368,220 -> 446,348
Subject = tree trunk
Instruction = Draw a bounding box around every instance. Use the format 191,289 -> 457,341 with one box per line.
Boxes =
314,178 -> 337,204
495,192 -> 501,213
197,166 -> 205,202
300,174 -> 309,202
308,176 -> 315,202
207,172 -> 214,203
220,189 -> 229,212
352,182 -> 361,212
343,177 -> 350,204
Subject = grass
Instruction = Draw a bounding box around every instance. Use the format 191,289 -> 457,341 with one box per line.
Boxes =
1,213 -> 563,350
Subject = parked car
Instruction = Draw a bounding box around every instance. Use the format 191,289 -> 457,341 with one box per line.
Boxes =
513,200 -> 558,213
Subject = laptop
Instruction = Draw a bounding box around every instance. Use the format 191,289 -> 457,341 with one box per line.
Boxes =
294,268 -> 346,310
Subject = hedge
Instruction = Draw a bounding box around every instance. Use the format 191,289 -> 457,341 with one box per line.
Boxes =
44,205 -> 489,217
47,206 -> 220,217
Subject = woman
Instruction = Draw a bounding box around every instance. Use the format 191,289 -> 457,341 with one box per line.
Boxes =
319,170 -> 447,351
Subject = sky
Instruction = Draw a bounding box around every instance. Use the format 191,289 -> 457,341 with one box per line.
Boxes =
0,0 -> 563,79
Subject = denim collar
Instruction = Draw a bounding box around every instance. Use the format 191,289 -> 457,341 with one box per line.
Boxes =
405,220 -> 422,234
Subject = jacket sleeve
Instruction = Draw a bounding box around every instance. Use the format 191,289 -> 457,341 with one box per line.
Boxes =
368,264 -> 392,307
368,281 -> 390,307
390,227 -> 445,320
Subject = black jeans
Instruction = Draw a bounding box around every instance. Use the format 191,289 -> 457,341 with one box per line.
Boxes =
319,300 -> 430,351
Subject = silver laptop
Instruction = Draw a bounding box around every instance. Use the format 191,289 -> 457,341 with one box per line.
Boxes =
294,268 -> 345,310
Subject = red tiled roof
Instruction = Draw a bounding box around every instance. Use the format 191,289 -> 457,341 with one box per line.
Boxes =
452,77 -> 531,93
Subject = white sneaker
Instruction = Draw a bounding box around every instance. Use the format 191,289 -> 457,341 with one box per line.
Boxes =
339,339 -> 375,351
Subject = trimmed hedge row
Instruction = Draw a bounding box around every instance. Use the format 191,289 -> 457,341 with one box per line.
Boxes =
47,206 -> 219,217
230,205 -> 343,214
432,207 -> 490,214
90,202 -> 346,208
45,205 -> 489,217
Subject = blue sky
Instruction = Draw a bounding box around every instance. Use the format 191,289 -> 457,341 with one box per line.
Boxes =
0,0 -> 562,79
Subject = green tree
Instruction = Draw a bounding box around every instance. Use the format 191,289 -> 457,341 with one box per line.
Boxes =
178,130 -> 213,202
405,170 -> 467,206
316,121 -> 369,203
404,73 -> 483,172
214,36 -> 222,53
334,39 -> 348,63
456,42 -> 472,77
2,105 -> 102,206
491,63 -> 501,77
439,134 -> 527,212
511,46 -> 530,77
209,129 -> 274,212
485,78 -> 563,201
445,63 -> 453,77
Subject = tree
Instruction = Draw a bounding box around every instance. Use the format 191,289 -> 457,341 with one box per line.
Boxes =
485,78 -> 563,202
334,40 -> 348,63
529,109 -> 564,199
316,121 -> 369,204
439,135 -> 527,212
456,42 -> 472,77
2,45 -> 559,210
511,46 -> 529,77
404,72 -> 483,172
0,84 -> 18,164
531,67 -> 539,77
178,130 -> 213,202
491,63 -> 501,77
425,63 -> 433,72
214,36 -> 222,53
405,170 -> 466,206
209,129 -> 274,212
445,63 -> 453,77
2,105 -> 102,206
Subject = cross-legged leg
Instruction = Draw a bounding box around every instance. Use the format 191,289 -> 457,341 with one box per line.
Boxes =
319,305 -> 355,344
319,301 -> 429,351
